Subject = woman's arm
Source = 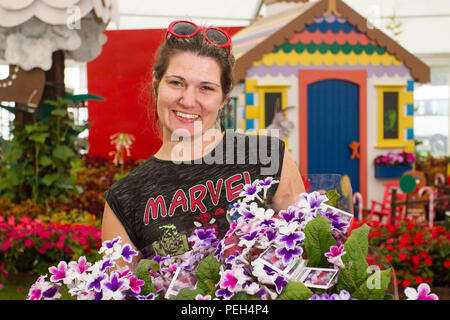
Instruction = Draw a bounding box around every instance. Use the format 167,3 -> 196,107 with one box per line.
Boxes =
101,202 -> 141,269
271,150 -> 306,212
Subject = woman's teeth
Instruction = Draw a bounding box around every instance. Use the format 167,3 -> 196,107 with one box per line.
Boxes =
175,111 -> 199,119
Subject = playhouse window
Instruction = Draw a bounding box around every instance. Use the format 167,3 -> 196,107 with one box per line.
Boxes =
256,85 -> 289,130
376,85 -> 406,148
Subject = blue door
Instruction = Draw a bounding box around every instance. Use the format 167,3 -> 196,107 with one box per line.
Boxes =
307,79 -> 360,192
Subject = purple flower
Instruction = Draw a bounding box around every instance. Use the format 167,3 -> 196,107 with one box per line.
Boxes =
42,286 -> 59,299
258,177 -> 275,187
239,181 -> 262,202
49,261 -> 67,282
405,283 -> 439,300
278,232 -> 304,249
152,255 -> 169,266
276,247 -> 303,264
319,209 -> 348,233
280,209 -> 296,223
137,293 -> 156,300
88,274 -> 106,291
330,290 -> 352,300
94,291 -> 103,300
242,230 -> 259,242
188,228 -> 219,249
241,183 -> 258,197
100,259 -> 114,272
263,264 -> 276,276
121,244 -> 138,262
274,276 -> 288,294
216,288 -> 234,299
104,273 -> 125,292
265,229 -> 277,242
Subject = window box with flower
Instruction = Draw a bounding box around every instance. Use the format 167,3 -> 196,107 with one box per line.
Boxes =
374,151 -> 415,178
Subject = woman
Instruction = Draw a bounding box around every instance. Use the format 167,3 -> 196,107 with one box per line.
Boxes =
101,20 -> 305,267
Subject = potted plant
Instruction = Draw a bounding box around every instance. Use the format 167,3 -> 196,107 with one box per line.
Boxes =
374,151 -> 415,178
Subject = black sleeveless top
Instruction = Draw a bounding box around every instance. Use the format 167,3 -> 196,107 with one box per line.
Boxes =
105,130 -> 285,259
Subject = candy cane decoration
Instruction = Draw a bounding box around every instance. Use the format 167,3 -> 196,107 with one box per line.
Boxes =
352,192 -> 363,220
434,173 -> 445,186
418,186 -> 434,228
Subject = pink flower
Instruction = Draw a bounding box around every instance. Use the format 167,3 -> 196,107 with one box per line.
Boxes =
220,268 -> 246,292
128,276 -> 145,294
324,244 -> 346,268
24,239 -> 35,248
68,256 -> 91,275
404,283 -> 439,300
49,261 -> 67,282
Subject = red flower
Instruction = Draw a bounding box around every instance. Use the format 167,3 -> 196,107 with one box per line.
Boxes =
415,275 -> 424,284
425,258 -> 433,266
444,260 -> 450,268
386,245 -> 394,251
399,237 -> 409,245
386,255 -> 392,262
407,223 -> 414,231
400,279 -> 411,287
411,255 -> 420,265
398,252 -> 407,261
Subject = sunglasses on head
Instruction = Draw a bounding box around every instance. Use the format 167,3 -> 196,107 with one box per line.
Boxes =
166,20 -> 232,58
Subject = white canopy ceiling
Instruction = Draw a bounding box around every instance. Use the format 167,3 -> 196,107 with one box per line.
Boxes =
108,0 -> 450,57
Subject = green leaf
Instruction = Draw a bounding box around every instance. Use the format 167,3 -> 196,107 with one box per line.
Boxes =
5,146 -> 23,163
50,108 -> 67,117
40,156 -> 53,167
352,268 -> 392,300
304,215 -> 336,267
195,253 -> 221,295
29,132 -> 49,144
52,145 -> 76,161
324,189 -> 340,207
277,282 -> 313,300
42,173 -> 59,186
336,224 -> 370,293
133,259 -> 157,296
170,288 -> 204,300
65,94 -> 105,102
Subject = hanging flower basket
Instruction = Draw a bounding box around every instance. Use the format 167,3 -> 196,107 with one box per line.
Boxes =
375,164 -> 412,178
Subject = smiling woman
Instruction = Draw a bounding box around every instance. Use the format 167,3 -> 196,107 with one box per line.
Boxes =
101,20 -> 305,268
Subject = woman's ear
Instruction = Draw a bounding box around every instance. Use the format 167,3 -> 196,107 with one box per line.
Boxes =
152,79 -> 158,98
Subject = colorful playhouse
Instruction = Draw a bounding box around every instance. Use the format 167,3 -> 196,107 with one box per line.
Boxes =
229,0 -> 430,206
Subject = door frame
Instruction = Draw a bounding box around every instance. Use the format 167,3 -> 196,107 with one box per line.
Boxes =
298,70 -> 367,205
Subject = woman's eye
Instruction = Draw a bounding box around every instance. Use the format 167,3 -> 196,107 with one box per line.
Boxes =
201,86 -> 214,91
169,80 -> 182,86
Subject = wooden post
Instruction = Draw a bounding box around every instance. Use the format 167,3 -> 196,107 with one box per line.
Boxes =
391,188 -> 397,222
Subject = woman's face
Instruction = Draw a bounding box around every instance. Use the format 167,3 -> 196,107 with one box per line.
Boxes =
156,51 -> 225,139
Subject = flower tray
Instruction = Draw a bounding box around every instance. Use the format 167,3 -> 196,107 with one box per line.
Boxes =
375,165 -> 412,179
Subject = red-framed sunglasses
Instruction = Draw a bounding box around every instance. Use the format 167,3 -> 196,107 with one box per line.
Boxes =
166,20 -> 232,58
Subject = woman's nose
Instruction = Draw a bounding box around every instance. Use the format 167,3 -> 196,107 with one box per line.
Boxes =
179,87 -> 197,108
